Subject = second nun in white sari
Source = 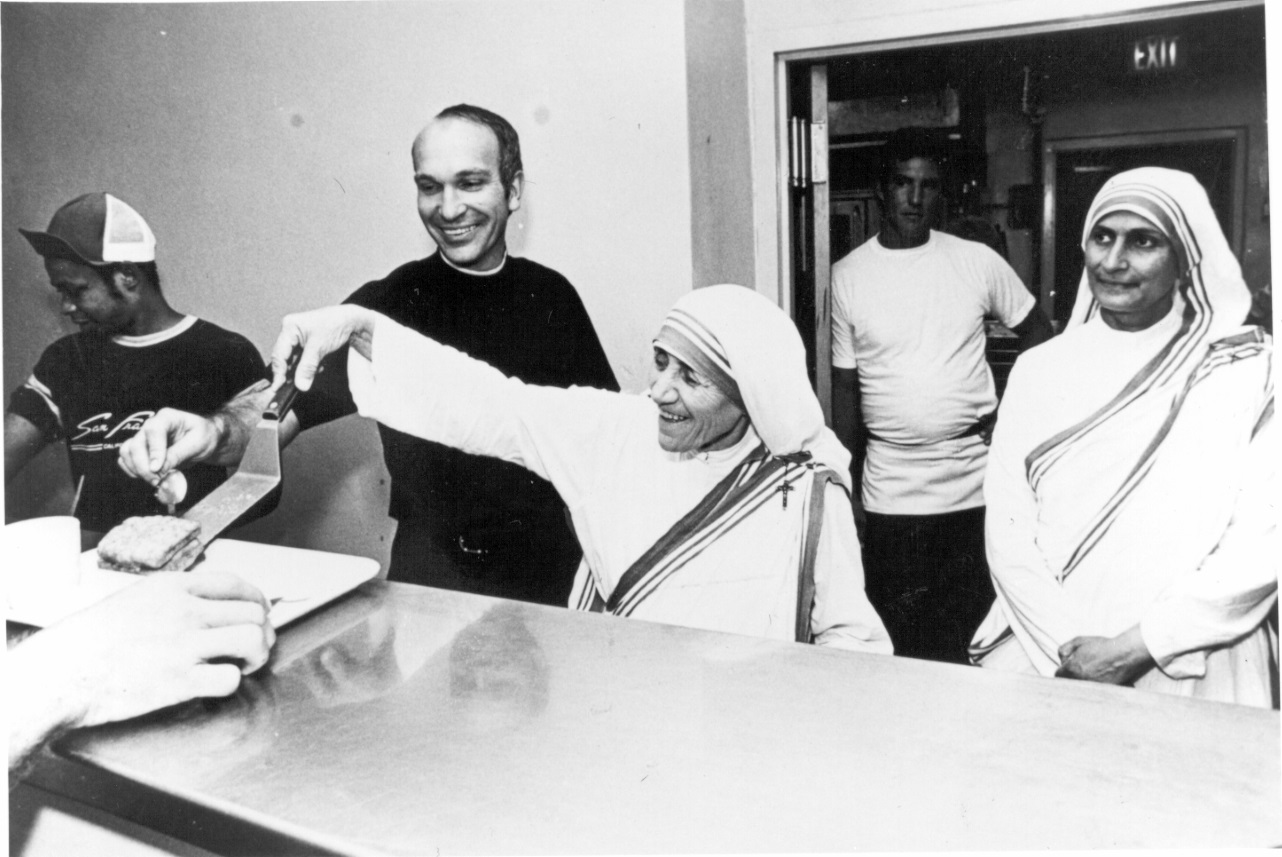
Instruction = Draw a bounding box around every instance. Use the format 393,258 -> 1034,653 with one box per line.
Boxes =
972,168 -> 1275,706
276,284 -> 891,652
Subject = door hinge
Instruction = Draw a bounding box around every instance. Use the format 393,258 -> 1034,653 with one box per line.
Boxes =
789,118 -> 828,187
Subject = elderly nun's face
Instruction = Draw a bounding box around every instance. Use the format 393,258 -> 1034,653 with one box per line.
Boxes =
1084,211 -> 1181,332
650,347 -> 749,453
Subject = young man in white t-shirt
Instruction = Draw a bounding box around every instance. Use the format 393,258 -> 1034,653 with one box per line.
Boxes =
830,127 -> 1053,664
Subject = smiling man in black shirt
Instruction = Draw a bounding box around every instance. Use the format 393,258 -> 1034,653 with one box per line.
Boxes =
119,105 -> 617,605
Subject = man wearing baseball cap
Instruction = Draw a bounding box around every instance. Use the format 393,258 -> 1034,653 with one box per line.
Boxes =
5,192 -> 267,532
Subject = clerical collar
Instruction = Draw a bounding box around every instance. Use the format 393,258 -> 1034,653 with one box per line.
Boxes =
440,251 -> 508,277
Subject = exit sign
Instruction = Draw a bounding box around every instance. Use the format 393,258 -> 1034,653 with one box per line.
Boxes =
1132,35 -> 1184,73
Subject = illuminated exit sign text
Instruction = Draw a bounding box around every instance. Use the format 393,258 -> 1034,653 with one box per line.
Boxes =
1132,35 -> 1184,73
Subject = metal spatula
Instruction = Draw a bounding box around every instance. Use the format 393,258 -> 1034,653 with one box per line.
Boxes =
181,347 -> 301,549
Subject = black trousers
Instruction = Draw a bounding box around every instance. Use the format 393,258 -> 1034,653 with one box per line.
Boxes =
388,520 -> 580,607
861,507 -> 994,665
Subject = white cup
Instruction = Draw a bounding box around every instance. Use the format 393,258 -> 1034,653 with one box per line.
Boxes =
4,516 -> 82,609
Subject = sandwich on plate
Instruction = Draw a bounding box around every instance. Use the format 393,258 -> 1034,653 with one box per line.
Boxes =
97,516 -> 204,573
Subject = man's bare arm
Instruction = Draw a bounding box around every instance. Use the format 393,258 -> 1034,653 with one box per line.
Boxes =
831,367 -> 866,529
1011,305 -> 1054,353
831,367 -> 861,457
117,384 -> 301,486
207,385 -> 304,466
4,412 -> 49,484
9,571 -> 274,773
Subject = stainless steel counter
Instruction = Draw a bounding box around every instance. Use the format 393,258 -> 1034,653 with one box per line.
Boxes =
20,580 -> 1282,853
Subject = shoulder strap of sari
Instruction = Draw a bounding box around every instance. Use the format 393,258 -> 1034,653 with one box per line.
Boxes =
1057,326 -> 1270,580
577,574 -> 608,613
795,467 -> 841,644
606,444 -> 809,617
1025,296 -> 1199,492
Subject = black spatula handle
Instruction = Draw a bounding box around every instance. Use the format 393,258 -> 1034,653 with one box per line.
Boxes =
265,344 -> 303,420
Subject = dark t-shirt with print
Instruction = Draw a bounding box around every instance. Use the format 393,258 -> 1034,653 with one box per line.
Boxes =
9,318 -> 266,532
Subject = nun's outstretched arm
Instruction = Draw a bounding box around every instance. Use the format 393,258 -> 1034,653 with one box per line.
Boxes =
343,310 -> 635,512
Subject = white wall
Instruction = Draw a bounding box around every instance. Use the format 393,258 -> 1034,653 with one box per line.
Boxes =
740,0 -> 1257,308
2,0 -> 694,566
684,0 -> 755,289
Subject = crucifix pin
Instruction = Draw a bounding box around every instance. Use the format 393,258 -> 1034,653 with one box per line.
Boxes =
776,480 -> 794,509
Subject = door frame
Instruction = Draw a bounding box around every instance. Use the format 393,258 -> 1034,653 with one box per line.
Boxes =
769,0 -> 1262,417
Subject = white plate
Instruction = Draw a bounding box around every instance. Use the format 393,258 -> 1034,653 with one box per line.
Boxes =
6,538 -> 380,630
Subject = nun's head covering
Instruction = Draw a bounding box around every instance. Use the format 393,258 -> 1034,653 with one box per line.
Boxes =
1069,166 -> 1251,339
653,284 -> 852,491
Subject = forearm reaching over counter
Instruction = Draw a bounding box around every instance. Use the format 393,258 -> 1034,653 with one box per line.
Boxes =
9,572 -> 274,775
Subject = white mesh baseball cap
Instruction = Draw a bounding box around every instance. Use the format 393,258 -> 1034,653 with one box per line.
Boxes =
20,192 -> 156,265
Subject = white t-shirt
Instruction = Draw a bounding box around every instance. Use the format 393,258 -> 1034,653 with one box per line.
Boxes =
831,230 -> 1034,514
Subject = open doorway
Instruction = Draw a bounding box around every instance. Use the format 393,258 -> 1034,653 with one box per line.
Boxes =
783,3 -> 1268,416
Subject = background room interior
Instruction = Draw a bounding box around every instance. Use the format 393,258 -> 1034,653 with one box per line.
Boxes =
3,0 -> 1272,573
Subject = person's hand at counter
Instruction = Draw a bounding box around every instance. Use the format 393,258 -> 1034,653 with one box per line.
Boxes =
9,570 -> 276,776
1055,625 -> 1156,686
115,378 -> 282,487
272,305 -> 380,392
117,303 -> 378,491
115,405 -> 228,486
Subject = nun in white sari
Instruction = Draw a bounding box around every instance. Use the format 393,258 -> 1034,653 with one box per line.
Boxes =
273,285 -> 891,653
972,168 -> 1276,706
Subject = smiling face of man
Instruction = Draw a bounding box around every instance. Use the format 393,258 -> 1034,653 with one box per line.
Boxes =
412,117 -> 522,273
